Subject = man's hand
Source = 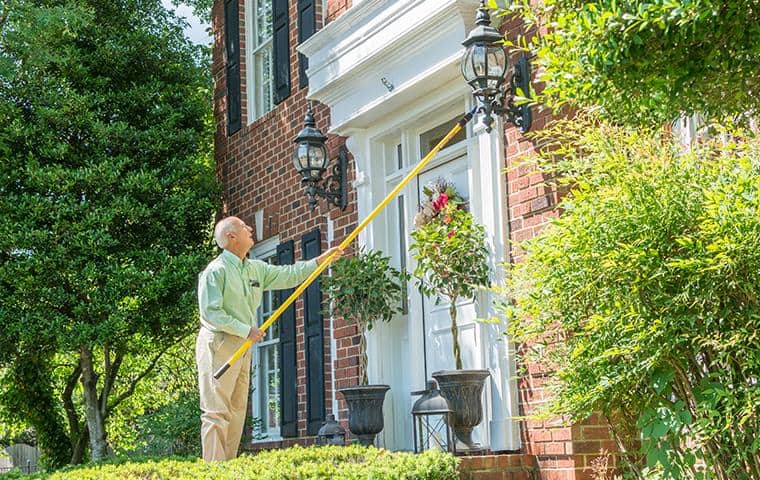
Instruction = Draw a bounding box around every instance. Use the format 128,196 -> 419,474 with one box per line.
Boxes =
316,247 -> 344,266
247,326 -> 265,343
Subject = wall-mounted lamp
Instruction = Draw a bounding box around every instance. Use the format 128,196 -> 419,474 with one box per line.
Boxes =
292,107 -> 348,210
461,0 -> 532,133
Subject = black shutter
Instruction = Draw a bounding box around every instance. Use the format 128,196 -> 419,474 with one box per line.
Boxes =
277,240 -> 298,438
272,0 -> 291,104
301,229 -> 324,435
297,0 -> 316,88
224,0 -> 241,134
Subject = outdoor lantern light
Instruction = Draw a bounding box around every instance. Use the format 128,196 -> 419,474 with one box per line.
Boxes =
292,107 -> 348,210
316,413 -> 347,446
411,380 -> 456,454
462,0 -> 532,133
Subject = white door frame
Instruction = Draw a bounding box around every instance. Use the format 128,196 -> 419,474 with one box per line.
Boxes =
342,81 -> 520,451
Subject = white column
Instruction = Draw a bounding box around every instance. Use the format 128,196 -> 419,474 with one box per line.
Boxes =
326,214 -> 340,418
469,116 -> 521,451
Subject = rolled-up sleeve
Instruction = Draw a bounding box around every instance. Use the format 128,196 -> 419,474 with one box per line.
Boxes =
198,268 -> 251,338
260,260 -> 318,290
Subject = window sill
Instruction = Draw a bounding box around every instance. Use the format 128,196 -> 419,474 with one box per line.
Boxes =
250,435 -> 283,446
242,436 -> 319,453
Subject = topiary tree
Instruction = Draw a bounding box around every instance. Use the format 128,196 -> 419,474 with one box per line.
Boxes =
323,248 -> 407,385
505,114 -> 760,479
410,179 -> 490,370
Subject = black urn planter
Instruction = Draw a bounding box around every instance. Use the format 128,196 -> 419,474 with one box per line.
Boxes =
339,385 -> 390,446
432,369 -> 490,451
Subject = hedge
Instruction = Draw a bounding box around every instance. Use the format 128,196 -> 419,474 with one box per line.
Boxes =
0,445 -> 459,479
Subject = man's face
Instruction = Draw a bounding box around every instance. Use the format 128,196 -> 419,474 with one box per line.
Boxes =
234,219 -> 255,252
227,217 -> 254,253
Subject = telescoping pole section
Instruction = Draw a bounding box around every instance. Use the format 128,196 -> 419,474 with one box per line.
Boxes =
214,107 -> 477,380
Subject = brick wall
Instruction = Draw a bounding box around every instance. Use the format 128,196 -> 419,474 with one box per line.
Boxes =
501,11 -> 619,480
212,0 -> 360,441
459,454 -> 539,480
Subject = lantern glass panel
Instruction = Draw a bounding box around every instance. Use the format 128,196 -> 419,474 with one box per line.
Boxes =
293,143 -> 310,173
461,48 -> 476,84
309,143 -> 327,171
414,413 -> 452,453
487,46 -> 506,89
472,44 -> 487,78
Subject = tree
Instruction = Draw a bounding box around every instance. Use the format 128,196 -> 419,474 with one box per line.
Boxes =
323,248 -> 407,385
410,179 -> 490,370
504,0 -> 760,126
0,0 -> 218,467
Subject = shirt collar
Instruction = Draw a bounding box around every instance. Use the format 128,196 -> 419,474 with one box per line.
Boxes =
220,249 -> 246,268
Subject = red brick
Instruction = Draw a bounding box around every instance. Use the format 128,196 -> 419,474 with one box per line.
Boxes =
469,472 -> 504,480
570,441 -> 602,454
581,426 -> 612,440
539,471 -> 575,480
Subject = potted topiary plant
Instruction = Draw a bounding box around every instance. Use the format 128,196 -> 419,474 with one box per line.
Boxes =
323,247 -> 408,446
410,178 -> 491,452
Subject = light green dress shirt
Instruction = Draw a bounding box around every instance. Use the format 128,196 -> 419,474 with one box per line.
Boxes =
198,249 -> 318,338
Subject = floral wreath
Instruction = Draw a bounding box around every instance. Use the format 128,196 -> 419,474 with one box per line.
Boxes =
413,178 -> 466,234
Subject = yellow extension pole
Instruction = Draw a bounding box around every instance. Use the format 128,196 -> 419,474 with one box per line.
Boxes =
214,107 -> 477,379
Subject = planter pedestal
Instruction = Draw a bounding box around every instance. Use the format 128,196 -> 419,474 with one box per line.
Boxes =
432,370 -> 490,452
339,385 -> 390,446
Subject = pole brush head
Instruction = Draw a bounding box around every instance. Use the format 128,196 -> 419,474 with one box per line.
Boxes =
213,363 -> 231,380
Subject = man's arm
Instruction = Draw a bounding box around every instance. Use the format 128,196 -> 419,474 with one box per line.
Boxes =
198,268 -> 251,338
259,247 -> 343,290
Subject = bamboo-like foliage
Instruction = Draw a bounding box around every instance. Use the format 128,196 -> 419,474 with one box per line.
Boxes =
504,115 -> 760,479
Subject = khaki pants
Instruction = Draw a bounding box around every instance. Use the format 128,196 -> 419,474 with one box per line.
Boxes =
196,328 -> 251,461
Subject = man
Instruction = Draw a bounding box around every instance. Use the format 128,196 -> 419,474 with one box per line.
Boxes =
196,216 -> 342,461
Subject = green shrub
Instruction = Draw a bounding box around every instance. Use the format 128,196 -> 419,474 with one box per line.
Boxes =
505,116 -> 760,479
0,445 -> 458,479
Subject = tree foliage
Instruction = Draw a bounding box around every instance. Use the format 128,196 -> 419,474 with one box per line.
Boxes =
505,116 -> 760,479
106,335 -> 201,458
0,0 -> 218,467
503,0 -> 760,126
323,248 -> 407,385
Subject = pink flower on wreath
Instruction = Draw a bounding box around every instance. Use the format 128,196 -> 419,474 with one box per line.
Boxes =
432,192 -> 449,211
448,230 -> 456,239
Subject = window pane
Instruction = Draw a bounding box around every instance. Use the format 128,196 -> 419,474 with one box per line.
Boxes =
262,46 -> 272,113
256,0 -> 272,45
255,47 -> 273,117
267,346 -> 280,428
419,115 -> 466,157
254,252 -> 280,436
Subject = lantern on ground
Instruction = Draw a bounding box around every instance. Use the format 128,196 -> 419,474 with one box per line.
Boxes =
317,413 -> 347,446
411,380 -> 456,454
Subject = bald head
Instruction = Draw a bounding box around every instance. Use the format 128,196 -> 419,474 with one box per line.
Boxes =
214,216 -> 243,249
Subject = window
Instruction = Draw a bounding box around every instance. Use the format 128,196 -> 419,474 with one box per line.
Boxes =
419,115 -> 466,158
246,0 -> 274,121
249,239 -> 281,439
